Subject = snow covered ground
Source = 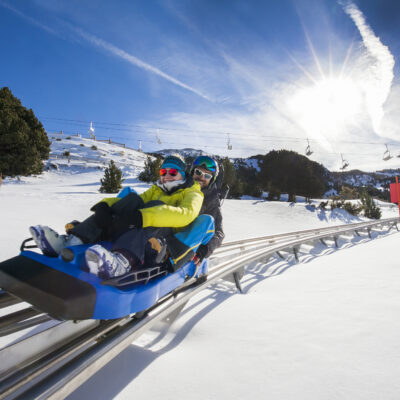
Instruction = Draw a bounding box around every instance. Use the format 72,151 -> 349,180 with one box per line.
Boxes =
1,137 -> 400,399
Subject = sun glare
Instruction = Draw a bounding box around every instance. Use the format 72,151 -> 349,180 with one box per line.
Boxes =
288,77 -> 363,148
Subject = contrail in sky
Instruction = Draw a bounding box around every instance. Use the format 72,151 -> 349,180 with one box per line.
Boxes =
0,1 -> 210,101
0,1 -> 57,35
67,25 -> 211,101
341,1 -> 395,136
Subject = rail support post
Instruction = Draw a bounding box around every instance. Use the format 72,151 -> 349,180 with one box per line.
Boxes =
292,246 -> 300,262
222,266 -> 245,293
276,251 -> 285,259
233,271 -> 244,293
333,236 -> 339,248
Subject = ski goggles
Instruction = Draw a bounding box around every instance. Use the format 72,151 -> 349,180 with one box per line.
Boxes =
192,156 -> 217,173
194,168 -> 213,180
159,168 -> 179,177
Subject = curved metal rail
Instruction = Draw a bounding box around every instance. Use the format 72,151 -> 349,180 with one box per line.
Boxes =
0,217 -> 398,399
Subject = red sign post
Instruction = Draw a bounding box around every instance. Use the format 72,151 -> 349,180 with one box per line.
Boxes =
389,177 -> 400,219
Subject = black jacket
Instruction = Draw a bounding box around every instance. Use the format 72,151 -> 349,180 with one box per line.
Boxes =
198,184 -> 225,258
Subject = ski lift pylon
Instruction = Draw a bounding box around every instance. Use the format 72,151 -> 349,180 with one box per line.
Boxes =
88,121 -> 95,139
340,153 -> 349,170
305,138 -> 313,156
383,144 -> 393,161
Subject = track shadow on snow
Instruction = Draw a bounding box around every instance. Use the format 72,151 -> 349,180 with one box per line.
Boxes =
66,285 -> 239,399
316,208 -> 363,224
66,228 -> 394,399
241,228 -> 390,294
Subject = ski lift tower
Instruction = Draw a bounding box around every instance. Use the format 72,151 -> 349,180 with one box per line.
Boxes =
88,121 -> 95,140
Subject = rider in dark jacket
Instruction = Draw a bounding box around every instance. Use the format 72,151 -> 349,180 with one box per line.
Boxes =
190,156 -> 225,265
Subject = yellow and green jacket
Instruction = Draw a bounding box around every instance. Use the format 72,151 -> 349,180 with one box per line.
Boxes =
100,177 -> 204,230
139,179 -> 203,228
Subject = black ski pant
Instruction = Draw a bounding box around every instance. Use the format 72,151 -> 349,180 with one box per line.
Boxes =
70,193 -> 192,270
70,193 -> 199,269
70,192 -> 146,244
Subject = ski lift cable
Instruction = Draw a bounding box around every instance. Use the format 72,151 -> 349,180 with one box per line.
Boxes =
47,122 -> 400,150
40,116 -> 400,147
46,130 -> 400,159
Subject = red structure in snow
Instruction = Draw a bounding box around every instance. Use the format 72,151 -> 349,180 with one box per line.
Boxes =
390,178 -> 400,203
389,177 -> 400,219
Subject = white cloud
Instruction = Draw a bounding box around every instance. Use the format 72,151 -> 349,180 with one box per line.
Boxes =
342,1 -> 395,137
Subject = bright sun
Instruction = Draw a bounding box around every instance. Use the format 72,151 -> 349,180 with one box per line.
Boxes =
288,77 -> 363,148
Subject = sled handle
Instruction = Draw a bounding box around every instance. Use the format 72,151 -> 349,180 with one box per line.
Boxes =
20,238 -> 38,252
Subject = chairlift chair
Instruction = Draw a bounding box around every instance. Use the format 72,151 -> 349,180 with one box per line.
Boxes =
383,144 -> 393,161
156,129 -> 162,145
227,133 -> 232,150
305,138 -> 313,156
340,154 -> 349,170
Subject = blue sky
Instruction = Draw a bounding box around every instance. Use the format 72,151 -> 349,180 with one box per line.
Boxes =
1,0 -> 400,171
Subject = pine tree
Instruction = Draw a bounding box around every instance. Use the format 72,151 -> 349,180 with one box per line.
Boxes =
99,160 -> 124,193
138,156 -> 163,183
258,150 -> 326,201
339,185 -> 358,200
0,87 -> 50,177
221,157 -> 243,198
360,190 -> 381,219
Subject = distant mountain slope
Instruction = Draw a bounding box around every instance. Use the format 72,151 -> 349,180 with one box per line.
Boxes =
38,135 -> 400,200
46,132 -> 148,177
152,148 -> 209,158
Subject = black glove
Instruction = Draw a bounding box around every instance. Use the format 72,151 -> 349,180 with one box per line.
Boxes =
129,210 -> 143,228
65,220 -> 81,233
195,244 -> 208,262
90,202 -> 113,230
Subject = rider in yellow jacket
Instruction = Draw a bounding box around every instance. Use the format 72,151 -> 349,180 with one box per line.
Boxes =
30,155 -> 214,279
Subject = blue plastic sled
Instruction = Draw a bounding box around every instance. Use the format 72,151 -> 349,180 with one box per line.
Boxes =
0,244 -> 208,320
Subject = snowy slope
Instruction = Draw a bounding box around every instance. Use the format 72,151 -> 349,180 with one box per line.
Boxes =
1,138 -> 400,400
68,232 -> 400,400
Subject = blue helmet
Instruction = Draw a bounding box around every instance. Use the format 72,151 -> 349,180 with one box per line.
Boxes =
191,156 -> 219,186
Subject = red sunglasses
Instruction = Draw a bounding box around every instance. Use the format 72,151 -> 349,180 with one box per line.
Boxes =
159,168 -> 179,177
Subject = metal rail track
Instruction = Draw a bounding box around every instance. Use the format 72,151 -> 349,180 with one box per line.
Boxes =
0,217 -> 398,399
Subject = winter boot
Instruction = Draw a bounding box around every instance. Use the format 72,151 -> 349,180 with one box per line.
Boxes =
85,244 -> 131,279
29,225 -> 83,257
